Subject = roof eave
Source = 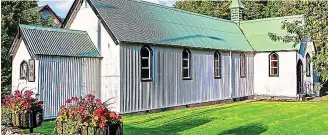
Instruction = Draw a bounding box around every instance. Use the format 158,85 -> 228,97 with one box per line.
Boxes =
35,54 -> 103,58
120,41 -> 254,52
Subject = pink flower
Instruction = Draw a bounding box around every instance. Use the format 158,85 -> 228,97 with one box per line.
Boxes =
87,94 -> 95,100
14,90 -> 21,98
71,97 -> 78,101
65,99 -> 71,103
95,98 -> 102,106
24,90 -> 33,96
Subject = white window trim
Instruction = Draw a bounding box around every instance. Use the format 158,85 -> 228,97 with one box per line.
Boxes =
214,52 -> 221,78
182,49 -> 191,79
141,46 -> 152,81
269,53 -> 279,77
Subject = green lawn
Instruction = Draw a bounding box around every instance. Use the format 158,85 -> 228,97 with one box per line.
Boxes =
33,101 -> 328,135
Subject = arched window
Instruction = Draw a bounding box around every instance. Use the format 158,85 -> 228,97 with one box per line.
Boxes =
240,53 -> 246,77
214,51 -> 221,78
20,60 -> 28,79
140,46 -> 152,81
182,49 -> 191,79
306,53 -> 311,77
269,52 -> 279,77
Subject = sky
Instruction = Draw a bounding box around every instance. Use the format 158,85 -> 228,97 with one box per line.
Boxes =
38,0 -> 178,18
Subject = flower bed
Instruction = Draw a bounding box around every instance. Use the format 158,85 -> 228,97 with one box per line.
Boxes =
55,94 -> 123,135
1,90 -> 44,130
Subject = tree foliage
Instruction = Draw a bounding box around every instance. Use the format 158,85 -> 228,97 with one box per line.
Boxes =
174,1 -> 306,20
1,1 -> 56,97
269,1 -> 328,83
174,1 -> 231,19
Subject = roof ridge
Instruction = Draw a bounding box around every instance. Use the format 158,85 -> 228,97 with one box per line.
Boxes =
241,15 -> 304,23
131,0 -> 235,24
19,24 -> 87,34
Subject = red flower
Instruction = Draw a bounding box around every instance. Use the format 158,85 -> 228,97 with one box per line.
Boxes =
118,115 -> 123,120
109,112 -> 116,119
94,108 -> 104,116
99,122 -> 106,128
23,103 -> 31,108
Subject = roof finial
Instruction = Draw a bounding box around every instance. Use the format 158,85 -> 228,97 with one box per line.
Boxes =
229,0 -> 244,26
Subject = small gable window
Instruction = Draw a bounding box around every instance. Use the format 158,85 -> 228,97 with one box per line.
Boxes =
306,54 -> 311,77
182,49 -> 191,79
240,53 -> 246,77
140,46 -> 152,81
20,60 -> 28,80
214,51 -> 221,78
269,52 -> 279,77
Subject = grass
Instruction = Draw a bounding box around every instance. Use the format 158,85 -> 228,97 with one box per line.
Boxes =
32,101 -> 328,135
321,95 -> 328,101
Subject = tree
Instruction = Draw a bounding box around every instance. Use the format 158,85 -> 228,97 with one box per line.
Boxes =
269,1 -> 328,84
174,1 -> 231,19
1,1 -> 55,98
173,1 -> 307,20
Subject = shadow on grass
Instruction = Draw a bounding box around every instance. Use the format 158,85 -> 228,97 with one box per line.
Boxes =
124,118 -> 212,135
217,123 -> 268,135
124,103 -> 248,135
128,102 -> 245,125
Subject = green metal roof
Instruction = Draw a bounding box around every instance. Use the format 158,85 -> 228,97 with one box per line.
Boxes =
88,0 -> 254,52
240,15 -> 303,51
19,24 -> 101,57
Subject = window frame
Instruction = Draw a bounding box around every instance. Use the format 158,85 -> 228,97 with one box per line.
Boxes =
20,60 -> 28,80
214,51 -> 222,79
240,53 -> 246,78
306,53 -> 311,77
140,45 -> 152,81
182,49 -> 192,80
269,52 -> 279,77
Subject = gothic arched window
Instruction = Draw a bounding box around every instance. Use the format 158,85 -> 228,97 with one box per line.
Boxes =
20,60 -> 28,79
214,51 -> 221,78
269,52 -> 279,77
240,53 -> 246,77
182,49 -> 191,79
140,46 -> 152,81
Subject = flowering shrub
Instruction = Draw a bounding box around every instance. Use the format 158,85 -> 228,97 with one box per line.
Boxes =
1,90 -> 43,127
2,90 -> 43,113
56,94 -> 122,134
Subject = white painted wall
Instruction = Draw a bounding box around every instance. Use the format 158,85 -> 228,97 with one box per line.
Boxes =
254,51 -> 297,97
69,1 -> 121,112
12,40 -> 39,94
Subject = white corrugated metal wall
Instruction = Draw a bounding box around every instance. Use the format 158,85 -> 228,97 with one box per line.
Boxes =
38,56 -> 101,119
120,44 -> 255,113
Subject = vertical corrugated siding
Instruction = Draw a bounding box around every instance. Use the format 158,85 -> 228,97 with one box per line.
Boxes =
38,56 -> 101,119
120,44 -> 255,113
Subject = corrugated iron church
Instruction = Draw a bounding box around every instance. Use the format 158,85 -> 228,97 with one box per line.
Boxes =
9,0 -> 316,119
